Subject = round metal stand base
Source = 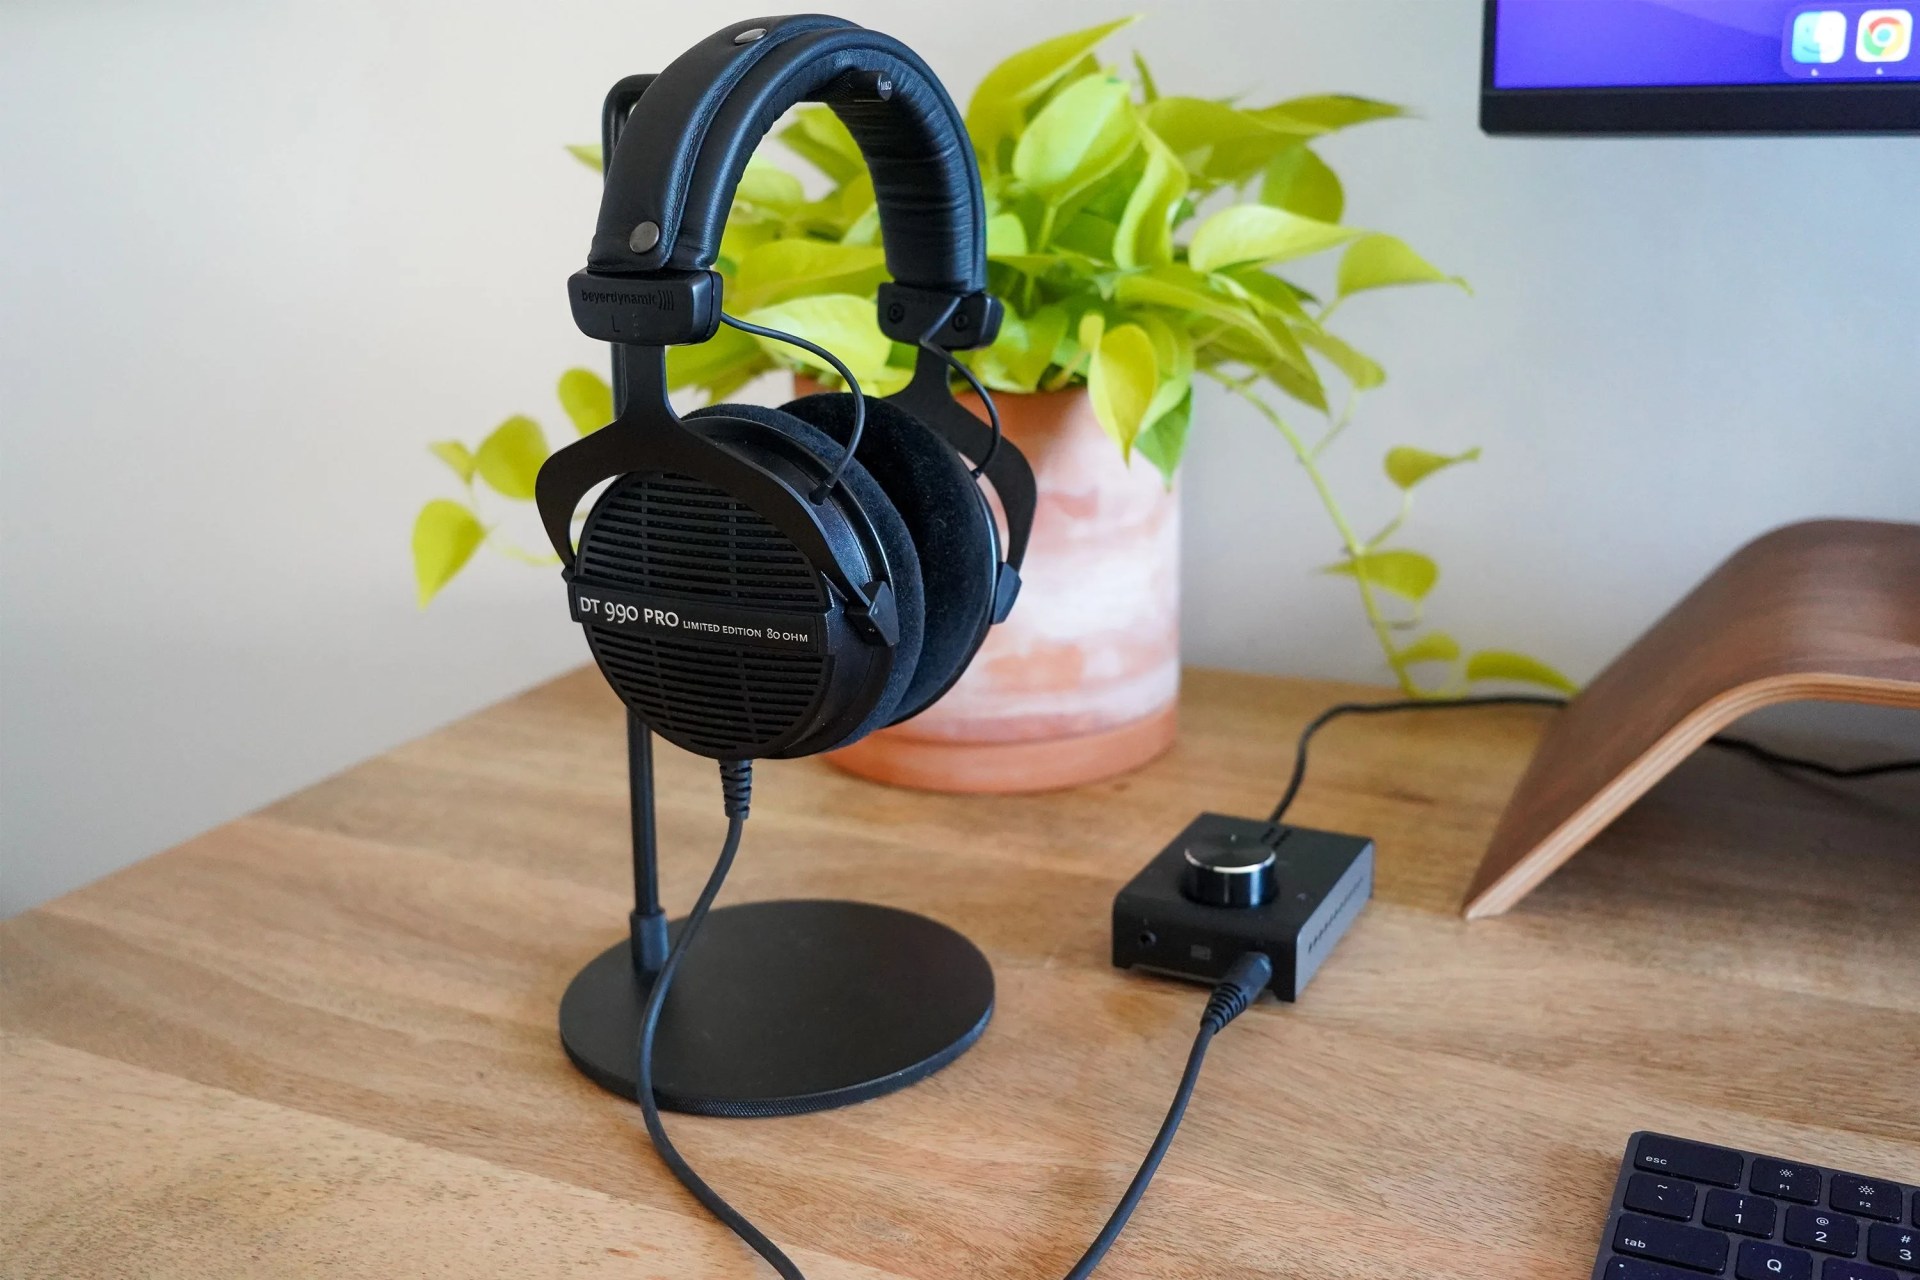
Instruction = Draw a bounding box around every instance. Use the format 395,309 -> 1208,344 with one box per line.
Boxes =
558,899 -> 994,1117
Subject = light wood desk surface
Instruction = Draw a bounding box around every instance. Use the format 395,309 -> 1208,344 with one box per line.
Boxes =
4,668 -> 1916,1278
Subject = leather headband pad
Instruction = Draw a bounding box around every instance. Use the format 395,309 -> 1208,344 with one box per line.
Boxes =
591,16 -> 986,296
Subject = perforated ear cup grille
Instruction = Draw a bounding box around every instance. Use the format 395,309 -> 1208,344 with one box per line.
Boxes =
576,472 -> 829,757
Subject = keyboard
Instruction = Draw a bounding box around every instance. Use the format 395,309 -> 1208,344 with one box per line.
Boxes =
1594,1132 -> 1918,1279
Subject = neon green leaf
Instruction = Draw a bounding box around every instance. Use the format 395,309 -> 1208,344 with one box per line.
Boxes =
1322,549 -> 1439,602
428,440 -> 475,483
1012,75 -> 1139,201
729,240 -> 889,312
474,415 -> 548,501
1113,121 -> 1187,269
1131,50 -> 1159,103
1395,631 -> 1461,667
966,17 -> 1137,171
566,144 -> 602,172
557,368 -> 613,435
975,304 -> 1068,393
1134,387 -> 1191,484
1136,312 -> 1193,430
986,210 -> 1030,256
777,106 -> 864,183
1088,322 -> 1159,455
735,158 -> 805,214
1140,96 -> 1312,185
1298,327 -> 1385,390
1188,205 -> 1361,273
1337,233 -> 1469,298
1255,95 -> 1408,133
1384,445 -> 1480,490
1115,265 -> 1313,386
1259,144 -> 1343,222
411,499 -> 485,607
1465,650 -> 1578,694
1227,268 -> 1312,323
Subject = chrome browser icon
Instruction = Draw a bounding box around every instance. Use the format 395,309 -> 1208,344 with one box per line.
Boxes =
1857,9 -> 1913,61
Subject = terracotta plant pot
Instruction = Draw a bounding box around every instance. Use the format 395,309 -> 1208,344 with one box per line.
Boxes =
820,381 -> 1180,792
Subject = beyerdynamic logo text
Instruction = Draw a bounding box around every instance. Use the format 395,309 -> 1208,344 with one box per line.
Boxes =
580,289 -> 676,311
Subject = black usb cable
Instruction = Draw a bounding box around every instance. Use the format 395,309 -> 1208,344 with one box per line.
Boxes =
634,760 -> 1273,1280
1269,694 -> 1920,824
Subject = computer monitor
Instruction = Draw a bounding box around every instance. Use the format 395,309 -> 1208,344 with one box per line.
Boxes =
1482,0 -> 1920,133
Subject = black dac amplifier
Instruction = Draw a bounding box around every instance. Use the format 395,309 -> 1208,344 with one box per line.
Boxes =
1112,813 -> 1374,1001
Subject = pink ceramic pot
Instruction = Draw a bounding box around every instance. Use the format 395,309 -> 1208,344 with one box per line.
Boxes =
823,382 -> 1181,792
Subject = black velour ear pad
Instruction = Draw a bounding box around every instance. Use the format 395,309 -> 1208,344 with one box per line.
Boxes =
778,393 -> 996,718
684,403 -> 924,748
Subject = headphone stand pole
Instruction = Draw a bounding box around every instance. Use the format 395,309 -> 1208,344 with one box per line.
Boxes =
624,713 -> 670,978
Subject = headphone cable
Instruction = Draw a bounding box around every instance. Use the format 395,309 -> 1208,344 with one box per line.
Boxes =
634,761 -> 1270,1280
719,313 -> 865,504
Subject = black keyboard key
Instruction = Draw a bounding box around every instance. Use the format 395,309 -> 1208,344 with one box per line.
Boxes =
1831,1177 -> 1904,1223
1630,1173 -> 1703,1221
1607,1257 -> 1719,1280
1737,1241 -> 1814,1280
1616,1212 -> 1734,1274
1707,1190 -> 1780,1238
1787,1207 -> 1862,1257
1753,1159 -> 1826,1205
1639,1135 -> 1747,1188
1866,1224 -> 1918,1270
1820,1259 -> 1897,1280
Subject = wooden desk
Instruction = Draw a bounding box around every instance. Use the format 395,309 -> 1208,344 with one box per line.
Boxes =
4,669 -> 1916,1279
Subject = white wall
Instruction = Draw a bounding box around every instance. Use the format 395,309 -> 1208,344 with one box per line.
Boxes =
3,0 -> 1916,914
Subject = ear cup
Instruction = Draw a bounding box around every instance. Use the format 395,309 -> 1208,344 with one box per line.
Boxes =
684,403 -> 925,748
779,393 -> 998,719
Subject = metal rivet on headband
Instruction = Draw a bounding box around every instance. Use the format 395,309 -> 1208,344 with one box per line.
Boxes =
629,221 -> 660,253
733,27 -> 766,43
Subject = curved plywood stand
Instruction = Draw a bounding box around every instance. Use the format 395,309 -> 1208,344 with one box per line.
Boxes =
1466,519 -> 1920,919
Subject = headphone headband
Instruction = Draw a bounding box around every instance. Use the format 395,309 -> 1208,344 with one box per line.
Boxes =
588,15 -> 987,297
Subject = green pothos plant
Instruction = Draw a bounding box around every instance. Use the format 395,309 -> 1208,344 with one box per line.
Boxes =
414,17 -> 1570,698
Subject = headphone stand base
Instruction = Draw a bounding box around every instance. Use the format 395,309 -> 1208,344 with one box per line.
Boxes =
558,897 -> 993,1117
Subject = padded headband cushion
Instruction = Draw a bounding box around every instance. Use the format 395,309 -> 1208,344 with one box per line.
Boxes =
684,403 -> 924,748
780,393 -> 995,719
592,16 -> 985,294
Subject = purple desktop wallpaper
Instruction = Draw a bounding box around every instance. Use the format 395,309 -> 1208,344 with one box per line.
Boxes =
1493,0 -> 1918,87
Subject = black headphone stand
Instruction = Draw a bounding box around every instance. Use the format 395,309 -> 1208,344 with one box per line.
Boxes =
557,713 -> 995,1117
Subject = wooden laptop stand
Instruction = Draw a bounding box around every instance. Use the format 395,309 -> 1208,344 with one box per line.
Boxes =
1465,518 -> 1920,918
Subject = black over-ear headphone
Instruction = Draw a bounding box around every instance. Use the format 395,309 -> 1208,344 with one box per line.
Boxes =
536,14 -> 1036,763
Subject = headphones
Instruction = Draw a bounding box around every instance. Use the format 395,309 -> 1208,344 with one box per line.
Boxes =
536,15 -> 1036,763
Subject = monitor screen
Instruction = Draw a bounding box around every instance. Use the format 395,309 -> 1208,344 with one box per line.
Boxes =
1482,0 -> 1920,133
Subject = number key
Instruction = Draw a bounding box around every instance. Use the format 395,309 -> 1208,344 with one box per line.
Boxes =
1866,1223 -> 1918,1270
1707,1189 -> 1779,1238
1831,1177 -> 1903,1223
1787,1206 -> 1861,1257
1628,1173 -> 1700,1221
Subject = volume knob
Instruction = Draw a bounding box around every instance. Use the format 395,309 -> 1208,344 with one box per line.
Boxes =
1181,833 -> 1277,908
